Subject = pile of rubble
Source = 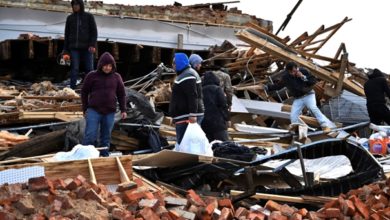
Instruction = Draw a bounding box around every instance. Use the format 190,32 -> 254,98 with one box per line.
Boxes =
3,173 -> 390,219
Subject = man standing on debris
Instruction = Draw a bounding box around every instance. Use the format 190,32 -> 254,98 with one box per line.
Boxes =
201,71 -> 230,141
265,61 -> 333,132
81,52 -> 127,156
170,53 -> 204,145
364,68 -> 390,125
63,0 -> 97,89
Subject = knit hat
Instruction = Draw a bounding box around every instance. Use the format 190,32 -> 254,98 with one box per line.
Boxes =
189,54 -> 203,68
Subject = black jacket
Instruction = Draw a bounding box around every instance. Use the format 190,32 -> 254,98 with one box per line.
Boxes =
64,0 -> 97,51
364,69 -> 390,106
169,66 -> 204,121
201,72 -> 229,132
268,67 -> 317,98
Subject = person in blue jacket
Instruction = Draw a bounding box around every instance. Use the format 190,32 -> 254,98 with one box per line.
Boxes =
169,53 -> 204,145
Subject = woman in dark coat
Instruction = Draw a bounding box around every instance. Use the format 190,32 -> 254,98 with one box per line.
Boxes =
364,68 -> 390,125
201,71 -> 229,141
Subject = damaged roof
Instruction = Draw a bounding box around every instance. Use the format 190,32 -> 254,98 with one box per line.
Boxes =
0,0 -> 272,50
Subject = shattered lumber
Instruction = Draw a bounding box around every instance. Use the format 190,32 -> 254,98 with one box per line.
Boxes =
235,28 -> 365,96
230,190 -> 336,205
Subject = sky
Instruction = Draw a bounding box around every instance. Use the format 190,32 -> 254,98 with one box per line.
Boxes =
101,0 -> 390,73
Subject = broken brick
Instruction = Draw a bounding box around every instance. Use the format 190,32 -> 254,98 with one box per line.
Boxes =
324,208 -> 341,218
52,179 -> 67,190
269,211 -> 287,220
350,195 -> 369,219
138,207 -> 160,220
84,189 -> 104,204
219,207 -> 233,220
247,211 -> 265,220
235,207 -> 249,218
291,213 -> 303,220
186,190 -> 206,207
65,178 -> 82,191
117,181 -> 138,192
264,200 -> 281,212
13,196 -> 35,215
280,204 -> 295,217
28,176 -> 50,191
342,199 -> 356,216
51,199 -> 62,212
218,198 -> 234,210
139,199 -> 159,210
0,211 -> 16,220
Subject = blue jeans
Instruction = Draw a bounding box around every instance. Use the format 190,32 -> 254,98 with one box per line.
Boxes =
70,49 -> 94,89
82,108 -> 115,157
291,92 -> 333,128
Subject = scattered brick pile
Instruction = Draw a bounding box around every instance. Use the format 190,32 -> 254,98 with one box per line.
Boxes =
0,174 -> 268,220
2,174 -> 390,219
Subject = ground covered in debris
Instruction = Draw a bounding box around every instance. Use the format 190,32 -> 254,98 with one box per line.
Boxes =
1,173 -> 390,220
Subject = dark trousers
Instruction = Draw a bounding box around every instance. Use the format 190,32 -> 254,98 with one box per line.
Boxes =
205,129 -> 229,142
367,103 -> 390,125
70,49 -> 94,89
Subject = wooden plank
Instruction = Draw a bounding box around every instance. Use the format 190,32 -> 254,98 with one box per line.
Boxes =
235,29 -> 364,96
230,190 -> 336,205
0,155 -> 133,185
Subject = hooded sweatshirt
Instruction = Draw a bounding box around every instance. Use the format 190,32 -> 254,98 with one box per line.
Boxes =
201,71 -> 229,132
364,69 -> 390,105
169,53 -> 204,121
81,52 -> 126,114
64,0 -> 97,51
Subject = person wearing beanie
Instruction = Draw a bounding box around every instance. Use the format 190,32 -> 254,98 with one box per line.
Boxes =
63,0 -> 97,89
364,68 -> 390,124
266,61 -> 335,132
81,52 -> 127,156
169,53 -> 204,145
189,54 -> 203,71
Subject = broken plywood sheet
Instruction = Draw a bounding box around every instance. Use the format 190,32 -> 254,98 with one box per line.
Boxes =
133,150 -> 249,168
238,98 -> 290,119
231,95 -> 249,113
234,123 -> 289,134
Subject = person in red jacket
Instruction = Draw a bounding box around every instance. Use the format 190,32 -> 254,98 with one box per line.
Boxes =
81,52 -> 127,156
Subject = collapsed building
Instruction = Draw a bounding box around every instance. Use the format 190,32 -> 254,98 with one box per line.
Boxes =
1,0 -> 390,219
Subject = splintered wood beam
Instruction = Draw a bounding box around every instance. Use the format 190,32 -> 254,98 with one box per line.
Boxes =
235,29 -> 364,96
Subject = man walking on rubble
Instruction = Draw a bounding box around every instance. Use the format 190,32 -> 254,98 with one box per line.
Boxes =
265,61 -> 333,132
81,52 -> 127,157
169,53 -> 204,145
63,0 -> 97,89
364,68 -> 390,125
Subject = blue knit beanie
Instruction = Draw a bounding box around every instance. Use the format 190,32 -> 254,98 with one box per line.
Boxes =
189,54 -> 203,68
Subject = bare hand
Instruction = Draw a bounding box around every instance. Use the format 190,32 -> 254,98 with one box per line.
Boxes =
295,70 -> 304,78
121,112 -> 127,120
88,46 -> 96,53
188,116 -> 197,123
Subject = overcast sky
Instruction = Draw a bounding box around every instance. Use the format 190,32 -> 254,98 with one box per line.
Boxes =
101,0 -> 389,73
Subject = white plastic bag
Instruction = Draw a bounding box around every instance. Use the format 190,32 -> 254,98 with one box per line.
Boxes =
53,144 -> 100,161
175,123 -> 213,156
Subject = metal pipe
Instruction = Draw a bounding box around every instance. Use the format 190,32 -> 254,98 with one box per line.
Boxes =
3,121 -> 72,132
